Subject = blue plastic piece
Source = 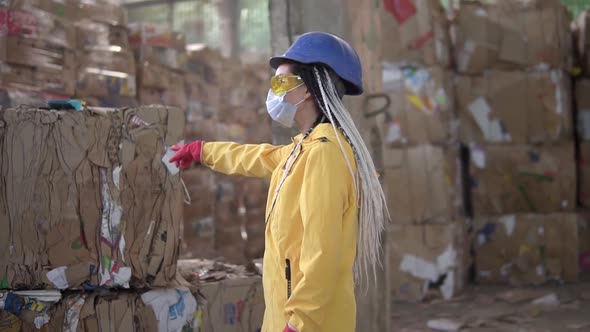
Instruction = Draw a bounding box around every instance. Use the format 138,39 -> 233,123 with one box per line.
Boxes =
48,99 -> 84,111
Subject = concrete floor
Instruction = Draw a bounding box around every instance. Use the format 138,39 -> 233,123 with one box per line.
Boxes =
392,277 -> 590,331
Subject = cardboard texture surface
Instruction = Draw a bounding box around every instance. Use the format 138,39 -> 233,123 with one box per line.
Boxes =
453,0 -> 572,73
197,277 -> 264,332
580,142 -> 590,208
182,168 -> 217,260
380,0 -> 451,67
0,288 -> 199,331
77,0 -> 128,26
456,70 -> 572,144
75,49 -> 137,98
468,143 -> 576,216
579,212 -> 590,272
576,79 -> 590,141
382,144 -> 463,224
0,7 -> 76,95
0,7 -> 76,50
0,62 -> 75,96
386,221 -> 468,302
473,213 -> 579,285
379,65 -> 455,146
75,21 -> 130,50
177,259 -> 264,332
2,0 -> 78,20
0,105 -> 185,289
575,11 -> 590,75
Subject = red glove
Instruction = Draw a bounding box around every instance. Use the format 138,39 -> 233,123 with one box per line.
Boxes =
283,324 -> 297,332
169,140 -> 203,170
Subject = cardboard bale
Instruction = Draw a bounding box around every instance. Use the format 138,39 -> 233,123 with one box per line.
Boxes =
0,105 -> 185,289
0,7 -> 76,50
75,21 -> 130,50
382,144 -> 463,224
216,122 -> 247,144
1,0 -> 77,20
245,207 -> 265,260
576,79 -> 590,141
185,115 -> 218,142
82,95 -> 139,109
468,143 -> 576,216
473,213 -> 579,285
137,87 -> 164,105
196,276 -> 264,332
0,287 -> 196,331
378,65 -> 455,146
162,69 -> 188,110
579,212 -> 590,272
128,22 -> 177,48
76,0 -> 127,26
0,62 -> 75,96
386,221 -> 468,302
0,8 -> 75,95
129,23 -> 187,70
181,168 -> 217,259
580,142 -> 590,208
244,117 -> 273,144
380,0 -> 451,67
75,49 -> 136,98
452,0 -> 572,74
177,259 -> 264,332
0,86 -> 67,110
456,70 -> 572,144
215,230 -> 247,265
575,11 -> 590,75
137,61 -> 170,90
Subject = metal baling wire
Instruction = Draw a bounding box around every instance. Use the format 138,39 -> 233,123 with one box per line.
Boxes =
313,67 -> 390,283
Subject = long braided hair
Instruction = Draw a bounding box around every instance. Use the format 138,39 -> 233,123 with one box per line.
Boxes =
292,62 -> 390,283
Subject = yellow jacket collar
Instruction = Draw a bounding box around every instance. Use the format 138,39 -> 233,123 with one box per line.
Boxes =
293,123 -> 339,143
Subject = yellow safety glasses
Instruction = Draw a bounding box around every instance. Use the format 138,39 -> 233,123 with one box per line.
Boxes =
270,74 -> 303,95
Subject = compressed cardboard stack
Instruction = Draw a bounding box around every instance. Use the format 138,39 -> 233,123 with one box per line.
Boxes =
177,259 -> 264,332
380,0 -> 467,303
0,259 -> 264,331
0,105 -> 185,290
179,48 -> 271,264
0,287 -> 197,331
575,15 -> 590,210
0,0 -> 76,104
452,0 -> 579,285
73,0 -> 137,108
574,12 -> 590,274
129,23 -> 188,110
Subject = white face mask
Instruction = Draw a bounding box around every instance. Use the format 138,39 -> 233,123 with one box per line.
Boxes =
265,89 -> 305,128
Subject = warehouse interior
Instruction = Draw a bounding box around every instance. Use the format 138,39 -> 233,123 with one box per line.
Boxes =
2,0 -> 590,331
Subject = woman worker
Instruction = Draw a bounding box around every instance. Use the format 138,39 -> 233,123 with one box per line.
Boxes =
170,31 -> 388,332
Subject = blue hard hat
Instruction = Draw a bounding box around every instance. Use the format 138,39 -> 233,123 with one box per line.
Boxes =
269,32 -> 364,95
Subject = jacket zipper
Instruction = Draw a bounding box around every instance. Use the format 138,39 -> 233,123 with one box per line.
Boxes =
285,259 -> 292,299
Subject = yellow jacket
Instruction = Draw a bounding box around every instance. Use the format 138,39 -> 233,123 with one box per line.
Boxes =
201,123 -> 358,332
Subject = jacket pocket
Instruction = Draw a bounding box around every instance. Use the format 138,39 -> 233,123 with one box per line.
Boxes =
285,258 -> 292,299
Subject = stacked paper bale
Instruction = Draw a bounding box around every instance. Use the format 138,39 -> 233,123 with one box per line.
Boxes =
574,11 -> 590,274
379,0 -> 468,302
0,286 -> 200,330
0,258 -> 266,331
179,48 -> 271,264
129,22 -> 188,111
452,0 -> 580,285
0,0 -> 77,107
0,105 -> 185,290
73,0 -> 137,108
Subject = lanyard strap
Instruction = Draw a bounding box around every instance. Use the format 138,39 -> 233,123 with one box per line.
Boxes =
265,116 -> 325,224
